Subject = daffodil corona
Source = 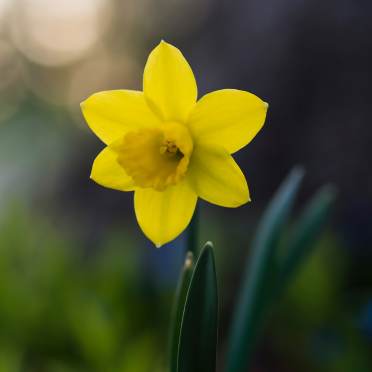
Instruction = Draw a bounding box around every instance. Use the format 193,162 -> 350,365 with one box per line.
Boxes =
81,41 -> 268,247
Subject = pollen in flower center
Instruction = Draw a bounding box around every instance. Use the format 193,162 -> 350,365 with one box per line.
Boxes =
159,140 -> 180,156
113,122 -> 193,191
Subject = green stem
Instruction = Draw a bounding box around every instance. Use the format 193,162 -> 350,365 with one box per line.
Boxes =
187,205 -> 199,256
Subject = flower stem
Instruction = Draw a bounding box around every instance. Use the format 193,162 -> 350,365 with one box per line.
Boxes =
187,205 -> 199,256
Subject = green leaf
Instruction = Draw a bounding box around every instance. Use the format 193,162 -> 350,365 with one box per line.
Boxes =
177,242 -> 218,372
169,252 -> 195,372
225,167 -> 304,372
274,185 -> 336,299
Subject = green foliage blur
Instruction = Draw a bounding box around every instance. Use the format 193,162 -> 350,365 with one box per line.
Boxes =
0,203 -> 168,372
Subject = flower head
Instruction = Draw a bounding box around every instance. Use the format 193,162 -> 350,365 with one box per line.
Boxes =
81,41 -> 268,247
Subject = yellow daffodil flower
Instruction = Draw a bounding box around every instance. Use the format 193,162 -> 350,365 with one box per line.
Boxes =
81,41 -> 268,247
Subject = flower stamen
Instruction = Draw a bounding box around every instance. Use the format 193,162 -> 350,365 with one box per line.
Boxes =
111,122 -> 193,191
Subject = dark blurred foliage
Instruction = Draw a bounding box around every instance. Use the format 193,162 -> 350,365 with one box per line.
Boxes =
0,0 -> 371,371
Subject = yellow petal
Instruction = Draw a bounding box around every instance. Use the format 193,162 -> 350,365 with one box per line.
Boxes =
143,41 -> 197,123
134,181 -> 197,247
90,146 -> 135,191
188,142 -> 250,207
81,90 -> 160,145
189,89 -> 268,154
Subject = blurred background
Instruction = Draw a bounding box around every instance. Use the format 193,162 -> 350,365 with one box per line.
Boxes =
0,0 -> 371,371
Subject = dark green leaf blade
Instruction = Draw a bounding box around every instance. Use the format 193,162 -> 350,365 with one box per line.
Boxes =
225,167 -> 304,372
177,242 -> 218,372
275,185 -> 336,298
169,252 -> 195,372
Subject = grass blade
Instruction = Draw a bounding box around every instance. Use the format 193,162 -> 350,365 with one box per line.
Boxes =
225,167 -> 304,372
169,252 -> 194,372
177,242 -> 218,372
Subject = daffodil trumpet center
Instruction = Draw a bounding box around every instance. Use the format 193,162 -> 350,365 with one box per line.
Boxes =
111,122 -> 193,191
